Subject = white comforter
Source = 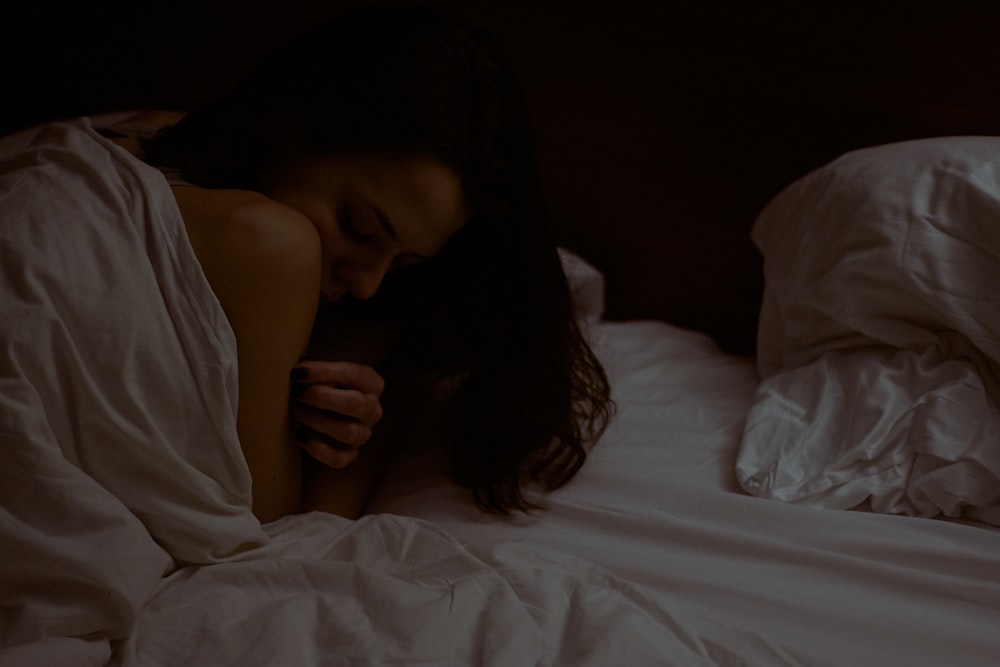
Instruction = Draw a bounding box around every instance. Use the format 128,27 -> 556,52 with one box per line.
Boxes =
737,137 -> 1000,524
0,119 -> 793,666
371,319 -> 1000,667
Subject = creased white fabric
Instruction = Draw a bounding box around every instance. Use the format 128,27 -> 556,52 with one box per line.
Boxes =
115,511 -> 796,667
736,137 -> 1000,523
0,119 -> 271,663
558,247 -> 606,324
0,119 -> 819,667
372,320 -> 1000,667
6,119 -> 999,667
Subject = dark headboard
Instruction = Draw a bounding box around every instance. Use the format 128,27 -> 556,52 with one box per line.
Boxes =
7,0 -> 1000,354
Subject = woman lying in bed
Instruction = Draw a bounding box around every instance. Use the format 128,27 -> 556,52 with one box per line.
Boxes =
5,4 -> 611,523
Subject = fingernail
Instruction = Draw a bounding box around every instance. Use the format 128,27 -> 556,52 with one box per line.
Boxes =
290,367 -> 309,382
290,383 -> 306,400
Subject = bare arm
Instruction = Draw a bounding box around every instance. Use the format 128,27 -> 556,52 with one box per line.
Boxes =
298,366 -> 463,519
299,420 -> 395,519
177,188 -> 322,522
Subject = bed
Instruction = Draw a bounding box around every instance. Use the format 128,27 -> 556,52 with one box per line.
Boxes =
3,1 -> 1000,665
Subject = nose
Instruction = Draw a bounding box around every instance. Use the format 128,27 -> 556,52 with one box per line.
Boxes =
340,258 -> 393,301
350,269 -> 386,300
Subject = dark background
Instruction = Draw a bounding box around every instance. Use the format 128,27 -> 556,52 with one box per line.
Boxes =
5,0 -> 1000,355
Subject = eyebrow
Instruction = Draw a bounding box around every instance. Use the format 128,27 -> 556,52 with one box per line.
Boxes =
368,204 -> 398,242
368,201 -> 432,263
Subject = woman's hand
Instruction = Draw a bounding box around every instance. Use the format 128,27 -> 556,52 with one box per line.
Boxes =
290,360 -> 385,469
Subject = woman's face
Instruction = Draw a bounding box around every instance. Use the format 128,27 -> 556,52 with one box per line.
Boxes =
265,154 -> 469,302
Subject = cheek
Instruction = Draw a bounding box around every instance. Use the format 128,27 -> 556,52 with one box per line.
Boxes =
325,241 -> 384,273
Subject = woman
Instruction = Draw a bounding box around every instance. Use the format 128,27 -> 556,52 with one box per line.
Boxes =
5,4 -> 613,526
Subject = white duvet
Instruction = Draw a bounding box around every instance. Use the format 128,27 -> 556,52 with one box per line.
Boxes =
737,137 -> 1000,524
371,318 -> 1000,667
0,119 -> 797,666
4,119 -> 1000,667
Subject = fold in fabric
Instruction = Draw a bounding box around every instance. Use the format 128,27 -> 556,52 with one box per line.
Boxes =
738,137 -> 1000,522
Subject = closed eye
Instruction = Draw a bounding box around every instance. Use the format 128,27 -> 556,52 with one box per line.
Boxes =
337,204 -> 379,244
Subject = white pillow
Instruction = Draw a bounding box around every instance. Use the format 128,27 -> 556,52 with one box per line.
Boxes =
736,137 -> 1000,525
558,247 -> 605,324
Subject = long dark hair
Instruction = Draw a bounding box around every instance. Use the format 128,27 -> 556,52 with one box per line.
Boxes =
141,3 -> 613,513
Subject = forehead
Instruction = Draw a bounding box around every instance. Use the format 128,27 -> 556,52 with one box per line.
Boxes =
354,154 -> 465,214
308,153 -> 469,248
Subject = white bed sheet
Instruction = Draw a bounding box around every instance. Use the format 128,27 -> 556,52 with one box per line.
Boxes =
4,119 -> 998,666
370,320 -> 1000,667
0,119 -> 852,667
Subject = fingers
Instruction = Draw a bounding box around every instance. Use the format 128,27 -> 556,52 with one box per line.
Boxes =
290,359 -> 385,470
292,402 -> 373,470
292,402 -> 374,448
293,383 -> 383,424
293,360 -> 385,396
293,423 -> 360,470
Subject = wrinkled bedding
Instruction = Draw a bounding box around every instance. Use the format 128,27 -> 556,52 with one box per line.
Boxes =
0,118 -> 267,663
3,119 -> 1000,667
0,119 -> 794,667
371,318 -> 1000,667
737,137 -> 1000,524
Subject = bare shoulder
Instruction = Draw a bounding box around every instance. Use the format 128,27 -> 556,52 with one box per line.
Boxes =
175,188 -> 321,313
177,188 -> 319,267
174,186 -> 322,369
173,186 -> 321,521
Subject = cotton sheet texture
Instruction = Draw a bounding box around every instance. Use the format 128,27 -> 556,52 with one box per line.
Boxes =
736,137 -> 1000,524
0,120 -> 792,666
3,120 -> 999,667
370,319 -> 1000,667
0,119 -> 266,664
